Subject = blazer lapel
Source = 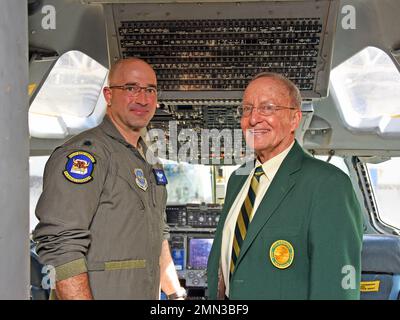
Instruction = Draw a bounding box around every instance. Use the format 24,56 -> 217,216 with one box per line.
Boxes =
234,141 -> 304,271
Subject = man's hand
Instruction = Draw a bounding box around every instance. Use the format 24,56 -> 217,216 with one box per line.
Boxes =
160,240 -> 185,299
55,273 -> 93,300
167,287 -> 187,300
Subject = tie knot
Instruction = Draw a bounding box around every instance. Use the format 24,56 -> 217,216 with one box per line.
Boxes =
254,166 -> 264,177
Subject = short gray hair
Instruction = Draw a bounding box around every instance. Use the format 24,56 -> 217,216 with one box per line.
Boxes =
250,72 -> 302,109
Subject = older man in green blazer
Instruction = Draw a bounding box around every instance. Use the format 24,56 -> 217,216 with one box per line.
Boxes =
207,73 -> 363,300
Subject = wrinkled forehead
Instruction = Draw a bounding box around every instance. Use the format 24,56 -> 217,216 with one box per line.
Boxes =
242,77 -> 291,105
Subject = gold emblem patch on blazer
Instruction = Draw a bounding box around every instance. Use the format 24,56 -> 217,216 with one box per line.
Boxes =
270,240 -> 294,269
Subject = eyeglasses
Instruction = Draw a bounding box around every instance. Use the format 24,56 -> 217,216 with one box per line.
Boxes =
237,104 -> 297,117
108,83 -> 157,98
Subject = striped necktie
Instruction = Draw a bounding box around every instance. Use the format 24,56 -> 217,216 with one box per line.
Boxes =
230,166 -> 265,278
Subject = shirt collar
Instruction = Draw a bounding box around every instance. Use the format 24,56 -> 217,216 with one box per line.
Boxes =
255,141 -> 295,181
99,115 -> 129,145
99,114 -> 148,152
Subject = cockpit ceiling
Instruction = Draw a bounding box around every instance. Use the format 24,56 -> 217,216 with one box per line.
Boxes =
27,0 -> 400,155
101,0 -> 338,100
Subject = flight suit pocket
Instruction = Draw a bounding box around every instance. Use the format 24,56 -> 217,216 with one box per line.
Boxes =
152,183 -> 167,207
116,168 -> 145,211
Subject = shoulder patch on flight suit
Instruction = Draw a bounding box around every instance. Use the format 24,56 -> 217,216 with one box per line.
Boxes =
134,168 -> 148,191
63,151 -> 96,184
269,240 -> 294,269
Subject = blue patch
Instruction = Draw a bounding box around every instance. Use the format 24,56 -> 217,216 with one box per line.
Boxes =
63,151 -> 95,184
134,168 -> 148,191
153,169 -> 168,185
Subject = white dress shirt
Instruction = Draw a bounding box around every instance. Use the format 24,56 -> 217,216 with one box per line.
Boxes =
221,141 -> 295,296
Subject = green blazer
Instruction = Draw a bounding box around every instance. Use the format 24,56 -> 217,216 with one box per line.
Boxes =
207,141 -> 363,299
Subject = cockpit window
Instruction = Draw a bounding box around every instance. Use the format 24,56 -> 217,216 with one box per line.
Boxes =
367,158 -> 400,230
315,156 -> 349,176
331,46 -> 400,136
161,160 -> 213,204
29,51 -> 108,139
30,155 -> 48,232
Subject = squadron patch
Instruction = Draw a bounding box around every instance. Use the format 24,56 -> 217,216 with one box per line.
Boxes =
63,151 -> 95,184
269,240 -> 294,270
134,168 -> 148,191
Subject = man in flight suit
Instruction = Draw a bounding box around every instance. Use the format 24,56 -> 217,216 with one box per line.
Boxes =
33,58 -> 186,300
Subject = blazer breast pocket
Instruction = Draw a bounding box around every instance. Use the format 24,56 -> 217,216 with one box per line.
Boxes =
259,227 -> 301,271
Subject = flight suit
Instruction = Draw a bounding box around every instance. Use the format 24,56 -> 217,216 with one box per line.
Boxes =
33,115 -> 169,299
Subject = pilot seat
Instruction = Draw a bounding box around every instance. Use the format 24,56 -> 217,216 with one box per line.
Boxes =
361,234 -> 400,300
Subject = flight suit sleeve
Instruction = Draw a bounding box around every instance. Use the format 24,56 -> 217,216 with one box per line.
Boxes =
32,145 -> 108,281
162,209 -> 170,241
159,174 -> 170,240
308,172 -> 363,299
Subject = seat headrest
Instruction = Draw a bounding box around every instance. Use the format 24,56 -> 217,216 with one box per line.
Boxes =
362,234 -> 400,274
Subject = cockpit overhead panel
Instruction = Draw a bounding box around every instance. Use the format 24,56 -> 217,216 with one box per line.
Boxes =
99,0 -> 339,100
